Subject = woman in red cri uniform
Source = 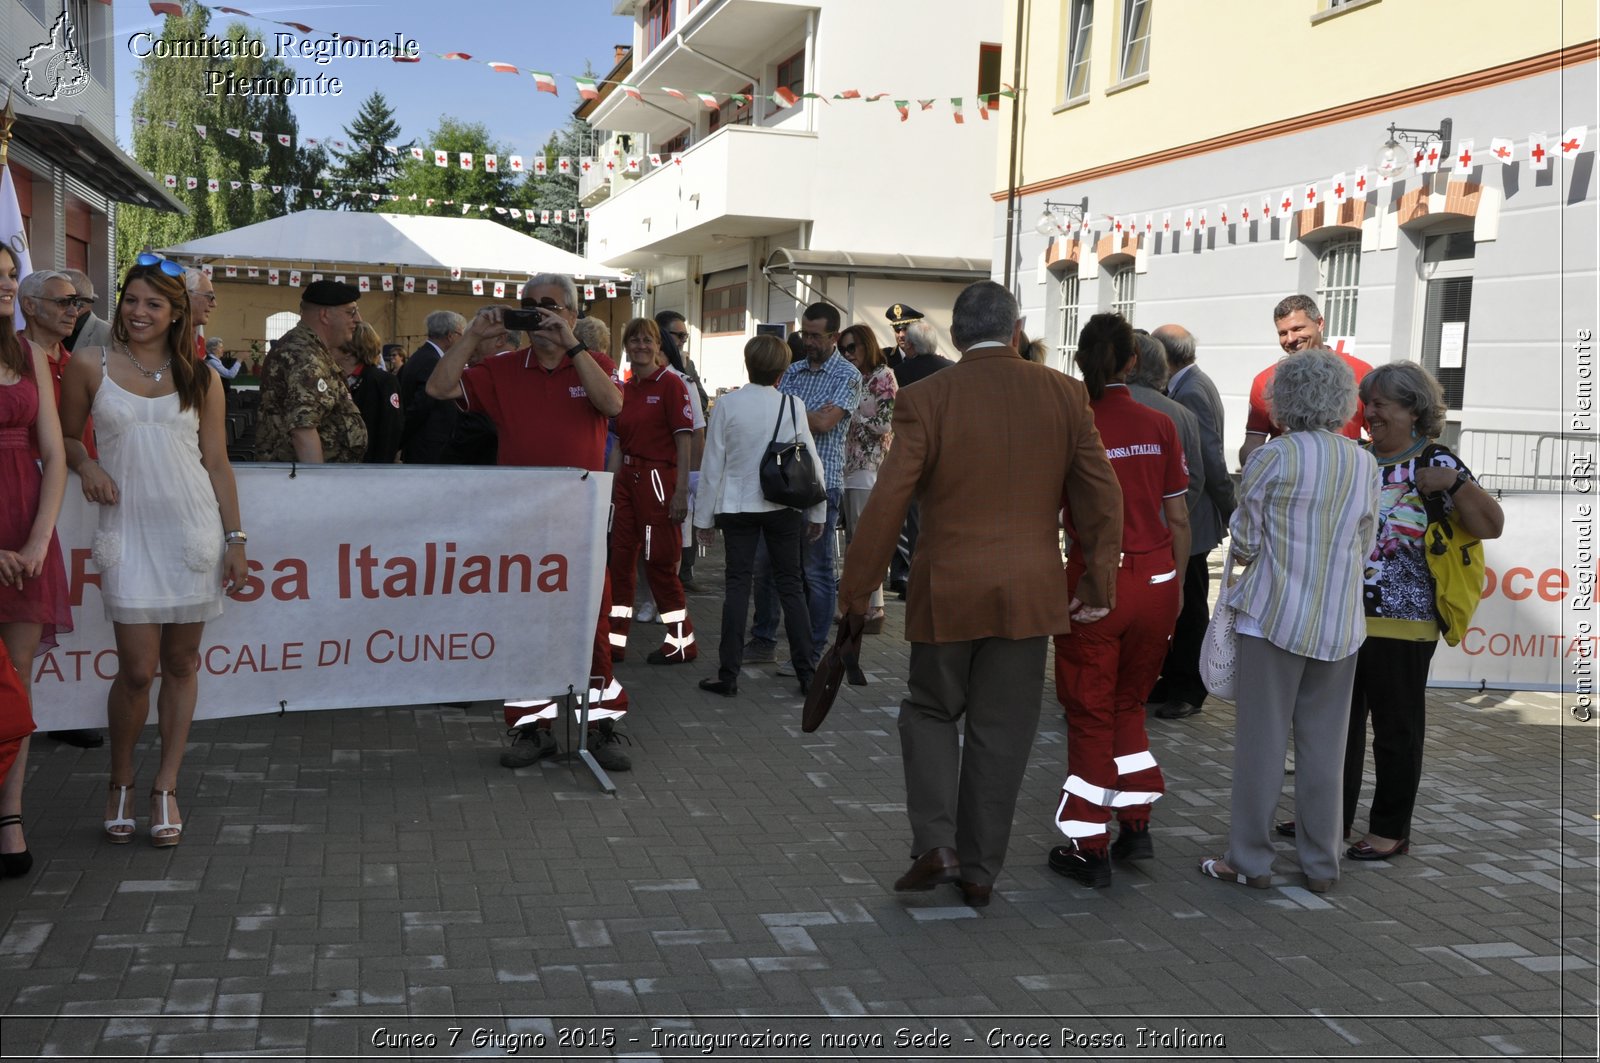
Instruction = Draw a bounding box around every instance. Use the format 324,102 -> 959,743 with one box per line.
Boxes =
1051,313 -> 1190,889
607,318 -> 697,665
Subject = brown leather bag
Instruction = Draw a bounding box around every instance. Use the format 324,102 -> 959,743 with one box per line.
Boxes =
802,613 -> 867,733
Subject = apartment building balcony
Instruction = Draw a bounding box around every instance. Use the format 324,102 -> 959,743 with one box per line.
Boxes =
587,124 -> 817,268
589,0 -> 816,142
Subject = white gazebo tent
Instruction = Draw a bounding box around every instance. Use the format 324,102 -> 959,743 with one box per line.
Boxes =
160,210 -> 629,345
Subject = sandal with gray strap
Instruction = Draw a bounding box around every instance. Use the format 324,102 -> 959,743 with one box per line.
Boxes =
1198,856 -> 1271,890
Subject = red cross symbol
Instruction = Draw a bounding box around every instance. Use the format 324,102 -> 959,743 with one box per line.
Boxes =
1531,141 -> 1547,163
1305,186 -> 1317,203
1281,196 -> 1293,212
1493,145 -> 1511,158
1114,218 -> 1123,233
1425,146 -> 1439,166
606,160 -> 616,171
1413,147 -> 1426,167
1456,148 -> 1472,169
1242,207 -> 1251,221
1355,174 -> 1367,192
1220,210 -> 1228,223
1334,182 -> 1345,198
1562,136 -> 1581,153
581,160 -> 591,172
1184,217 -> 1192,230
1163,219 -> 1170,232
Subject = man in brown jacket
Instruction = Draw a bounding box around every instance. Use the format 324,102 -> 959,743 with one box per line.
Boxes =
838,280 -> 1124,907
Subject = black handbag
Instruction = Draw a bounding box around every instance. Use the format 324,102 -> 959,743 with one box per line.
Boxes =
759,394 -> 827,509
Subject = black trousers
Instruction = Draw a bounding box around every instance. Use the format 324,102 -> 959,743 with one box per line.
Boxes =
889,500 -> 921,586
1343,636 -> 1438,839
1147,552 -> 1211,708
716,510 -> 814,685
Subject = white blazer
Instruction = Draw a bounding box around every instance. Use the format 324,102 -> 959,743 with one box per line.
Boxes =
693,383 -> 827,527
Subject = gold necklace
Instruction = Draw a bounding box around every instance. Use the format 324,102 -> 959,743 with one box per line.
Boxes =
118,341 -> 174,383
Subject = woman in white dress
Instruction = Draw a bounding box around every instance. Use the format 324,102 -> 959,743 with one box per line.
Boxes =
59,255 -> 248,849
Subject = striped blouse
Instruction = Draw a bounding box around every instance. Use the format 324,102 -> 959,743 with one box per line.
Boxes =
1227,430 -> 1381,662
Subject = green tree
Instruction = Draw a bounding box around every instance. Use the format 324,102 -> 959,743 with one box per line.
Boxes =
327,91 -> 412,211
387,117 -> 520,220
117,2 -> 326,270
515,117 -> 583,252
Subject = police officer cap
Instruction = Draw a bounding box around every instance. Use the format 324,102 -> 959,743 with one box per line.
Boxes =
885,303 -> 924,326
303,279 -> 361,306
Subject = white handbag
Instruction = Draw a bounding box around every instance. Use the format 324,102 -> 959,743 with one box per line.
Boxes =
1199,552 -> 1239,700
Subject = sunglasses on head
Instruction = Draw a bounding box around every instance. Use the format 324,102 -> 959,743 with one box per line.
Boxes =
134,252 -> 186,278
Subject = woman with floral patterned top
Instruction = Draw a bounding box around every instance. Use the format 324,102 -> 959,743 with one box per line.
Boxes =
838,323 -> 898,633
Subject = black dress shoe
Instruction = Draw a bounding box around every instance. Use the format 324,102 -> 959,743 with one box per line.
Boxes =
47,729 -> 104,748
955,880 -> 992,907
894,847 -> 959,891
1152,700 -> 1202,720
698,678 -> 737,698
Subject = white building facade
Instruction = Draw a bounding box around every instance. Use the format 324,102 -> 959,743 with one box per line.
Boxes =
586,0 -> 1002,390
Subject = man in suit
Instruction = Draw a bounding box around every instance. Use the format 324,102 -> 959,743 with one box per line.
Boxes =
397,311 -> 465,464
1146,324 -> 1237,720
837,280 -> 1124,907
60,270 -> 111,354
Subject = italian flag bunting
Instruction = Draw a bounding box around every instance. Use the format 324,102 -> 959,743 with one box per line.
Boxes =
662,87 -> 686,100
772,86 -> 798,108
951,98 -> 964,124
575,77 -> 599,100
894,100 -> 909,121
696,92 -> 719,110
532,71 -> 558,95
487,61 -> 518,74
621,83 -> 642,101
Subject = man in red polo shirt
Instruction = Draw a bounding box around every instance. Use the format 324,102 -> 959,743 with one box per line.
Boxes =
1239,294 -> 1372,465
425,273 -> 631,772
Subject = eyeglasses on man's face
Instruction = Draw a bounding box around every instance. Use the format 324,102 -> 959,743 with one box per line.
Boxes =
192,291 -> 217,305
668,330 -> 689,344
522,299 -> 569,312
37,295 -> 78,309
71,296 -> 96,309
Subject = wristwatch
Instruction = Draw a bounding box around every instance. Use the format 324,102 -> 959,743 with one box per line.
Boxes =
1446,467 -> 1471,496
565,342 -> 587,360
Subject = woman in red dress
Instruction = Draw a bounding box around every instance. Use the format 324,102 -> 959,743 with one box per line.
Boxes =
0,244 -> 73,879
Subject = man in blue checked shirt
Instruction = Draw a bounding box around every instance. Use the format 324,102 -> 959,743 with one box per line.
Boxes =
745,302 -> 862,669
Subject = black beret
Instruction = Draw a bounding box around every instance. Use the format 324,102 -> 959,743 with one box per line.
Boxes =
885,303 -> 924,325
303,279 -> 361,306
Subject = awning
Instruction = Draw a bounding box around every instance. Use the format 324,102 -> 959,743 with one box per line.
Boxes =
763,247 -> 990,282
11,98 -> 185,214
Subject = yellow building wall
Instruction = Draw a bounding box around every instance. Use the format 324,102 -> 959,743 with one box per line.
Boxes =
1000,0 -> 1598,189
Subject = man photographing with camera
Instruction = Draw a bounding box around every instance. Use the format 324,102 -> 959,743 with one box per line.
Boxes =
424,273 -> 632,773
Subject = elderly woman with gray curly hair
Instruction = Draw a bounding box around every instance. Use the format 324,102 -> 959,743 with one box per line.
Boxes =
1199,349 -> 1379,894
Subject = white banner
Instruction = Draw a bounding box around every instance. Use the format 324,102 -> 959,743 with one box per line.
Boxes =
28,465 -> 611,729
1430,493 -> 1590,691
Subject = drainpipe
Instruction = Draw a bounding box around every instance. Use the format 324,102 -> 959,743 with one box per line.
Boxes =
1001,0 -> 1028,291
804,10 -> 817,134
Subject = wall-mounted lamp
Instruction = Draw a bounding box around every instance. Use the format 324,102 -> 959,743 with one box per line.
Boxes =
1034,197 -> 1089,237
1375,117 -> 1453,179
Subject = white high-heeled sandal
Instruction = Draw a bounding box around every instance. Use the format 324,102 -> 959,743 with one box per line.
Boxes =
149,789 -> 182,849
104,782 -> 134,844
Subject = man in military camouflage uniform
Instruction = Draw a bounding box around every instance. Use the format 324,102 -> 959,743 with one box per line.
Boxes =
255,280 -> 368,463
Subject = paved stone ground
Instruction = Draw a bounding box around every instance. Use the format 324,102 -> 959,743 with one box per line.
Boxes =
0,548 -> 1595,1060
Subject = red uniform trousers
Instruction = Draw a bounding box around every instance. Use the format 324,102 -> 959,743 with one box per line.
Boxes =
503,568 -> 628,727
607,456 -> 696,663
1054,549 -> 1179,851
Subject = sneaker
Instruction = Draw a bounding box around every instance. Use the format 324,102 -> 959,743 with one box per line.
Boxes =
586,721 -> 633,773
1049,845 -> 1112,888
1110,825 -> 1154,861
743,637 -> 776,663
635,602 -> 659,624
500,726 -> 558,768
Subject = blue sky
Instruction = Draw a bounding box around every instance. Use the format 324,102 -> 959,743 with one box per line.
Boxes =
110,0 -> 631,154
